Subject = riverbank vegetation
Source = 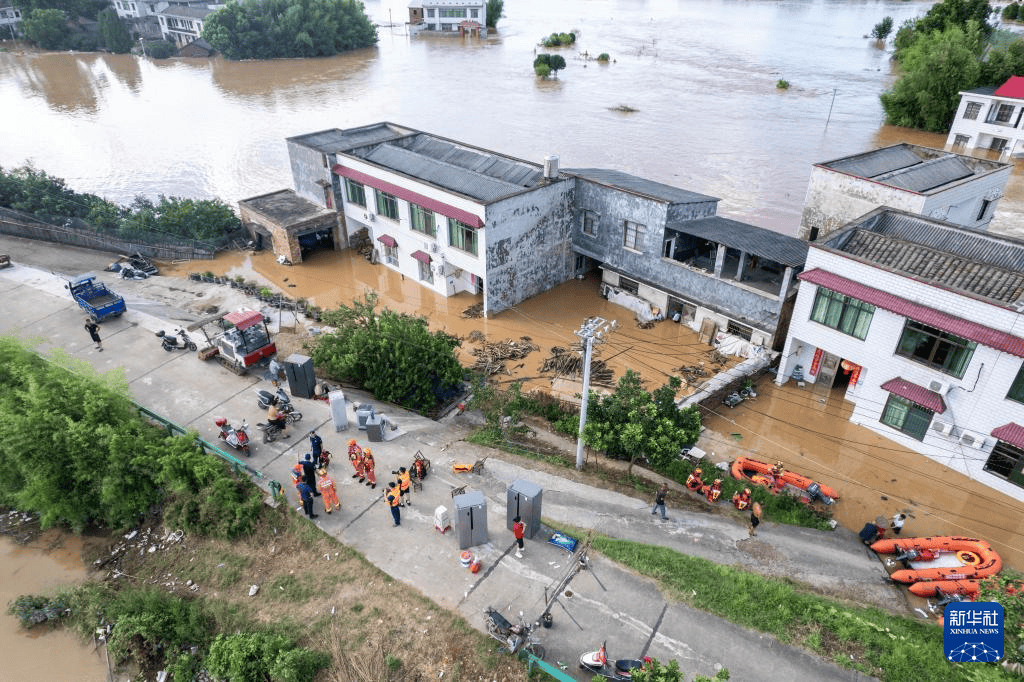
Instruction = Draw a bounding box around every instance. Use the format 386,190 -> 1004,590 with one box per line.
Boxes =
542,32 -> 576,48
550,523 -> 1024,681
880,0 -> 1024,131
533,53 -> 565,78
486,0 -> 504,29
0,164 -> 241,241
202,0 -> 377,60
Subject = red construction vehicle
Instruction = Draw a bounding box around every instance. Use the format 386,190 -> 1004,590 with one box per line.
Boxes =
190,310 -> 276,375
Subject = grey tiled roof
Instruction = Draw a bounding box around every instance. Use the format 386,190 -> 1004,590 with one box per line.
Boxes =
825,209 -> 1024,305
287,124 -> 413,154
566,168 -> 717,204
401,134 -> 542,188
820,144 -> 1006,195
669,215 -> 809,267
160,5 -> 213,19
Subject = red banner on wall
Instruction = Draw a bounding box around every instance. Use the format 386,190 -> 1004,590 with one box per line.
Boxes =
809,347 -> 824,376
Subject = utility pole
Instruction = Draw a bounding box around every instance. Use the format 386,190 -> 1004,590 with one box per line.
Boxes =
574,316 -> 617,470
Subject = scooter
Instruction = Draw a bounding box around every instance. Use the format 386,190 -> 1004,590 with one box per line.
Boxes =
483,607 -> 545,660
157,328 -> 197,352
215,417 -> 251,456
256,387 -> 292,411
723,392 -> 744,408
579,642 -> 647,680
255,411 -> 302,443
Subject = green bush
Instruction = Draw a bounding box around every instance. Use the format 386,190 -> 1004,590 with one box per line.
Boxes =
143,39 -> 175,59
871,16 -> 894,40
542,31 -> 575,47
776,79 -> 790,89
1003,2 -> 1020,20
6,595 -> 68,628
205,632 -> 329,682
597,52 -> 610,62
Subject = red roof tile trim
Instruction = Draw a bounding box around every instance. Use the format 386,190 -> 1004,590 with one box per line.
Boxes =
333,165 -> 484,229
994,76 -> 1024,100
880,377 -> 947,414
991,422 -> 1024,449
798,269 -> 1024,358
376,234 -> 397,248
410,250 -> 431,264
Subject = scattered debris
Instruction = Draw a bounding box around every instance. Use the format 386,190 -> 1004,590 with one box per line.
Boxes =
540,346 -> 615,385
462,302 -> 484,319
470,337 -> 539,377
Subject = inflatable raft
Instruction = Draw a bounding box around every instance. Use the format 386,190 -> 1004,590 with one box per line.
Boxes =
870,536 -> 1002,584
729,457 -> 839,504
907,579 -> 980,598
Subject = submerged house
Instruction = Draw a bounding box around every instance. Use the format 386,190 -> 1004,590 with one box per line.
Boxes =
946,76 -> 1024,161
777,208 -> 1024,499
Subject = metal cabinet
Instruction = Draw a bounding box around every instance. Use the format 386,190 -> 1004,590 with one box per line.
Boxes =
506,479 -> 542,539
453,491 -> 488,549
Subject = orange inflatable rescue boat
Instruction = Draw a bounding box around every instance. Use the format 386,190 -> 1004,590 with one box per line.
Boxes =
907,580 -> 980,598
730,457 -> 839,505
870,536 -> 1002,584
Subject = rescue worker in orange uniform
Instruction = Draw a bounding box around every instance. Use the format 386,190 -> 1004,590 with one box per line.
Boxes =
347,439 -> 365,481
397,466 -> 412,507
385,481 -> 401,526
732,488 -> 752,511
771,461 -> 785,478
317,467 -> 341,513
685,468 -> 704,492
706,478 -> 723,502
362,448 -> 377,489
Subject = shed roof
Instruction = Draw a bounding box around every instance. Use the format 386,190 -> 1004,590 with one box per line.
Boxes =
817,144 -> 1008,195
822,209 -> 1024,306
287,124 -> 414,155
238,189 -> 335,227
566,168 -> 717,205
669,215 -> 809,267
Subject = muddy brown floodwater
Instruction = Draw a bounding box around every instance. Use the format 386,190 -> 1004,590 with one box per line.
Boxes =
0,530 -> 111,682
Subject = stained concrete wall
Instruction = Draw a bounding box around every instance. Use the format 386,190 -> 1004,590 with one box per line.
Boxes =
922,167 -> 1011,229
287,140 -> 336,209
798,167 -> 924,241
484,179 -> 575,314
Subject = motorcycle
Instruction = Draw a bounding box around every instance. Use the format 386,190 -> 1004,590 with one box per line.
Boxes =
255,410 -> 302,443
483,607 -> 545,660
579,642 -> 648,680
215,417 -> 251,456
723,392 -> 744,408
256,387 -> 292,411
157,328 -> 197,352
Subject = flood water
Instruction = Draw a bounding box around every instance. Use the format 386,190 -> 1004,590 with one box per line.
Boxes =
0,531 -> 111,682
2,0 -> 1023,237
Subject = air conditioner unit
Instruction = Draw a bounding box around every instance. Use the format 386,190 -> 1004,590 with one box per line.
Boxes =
931,420 -> 955,437
927,379 -> 951,396
364,212 -> 375,222
430,242 -> 439,253
433,263 -> 444,274
959,431 -> 987,449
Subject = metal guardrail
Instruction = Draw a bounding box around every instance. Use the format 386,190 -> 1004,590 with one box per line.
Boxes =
134,403 -> 263,479
520,650 -> 575,681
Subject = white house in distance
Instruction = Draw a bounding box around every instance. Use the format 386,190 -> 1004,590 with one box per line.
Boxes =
947,76 -> 1024,160
0,6 -> 22,36
158,5 -> 218,47
798,143 -> 1011,242
777,207 -> 1024,500
407,0 -> 486,34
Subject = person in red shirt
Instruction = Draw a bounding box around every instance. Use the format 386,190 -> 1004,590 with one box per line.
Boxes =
513,516 -> 526,558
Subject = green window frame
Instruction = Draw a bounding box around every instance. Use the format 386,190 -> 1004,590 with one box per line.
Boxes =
879,394 -> 933,441
448,218 -> 478,256
410,204 -> 436,238
809,288 -> 874,340
345,179 -> 366,207
375,190 -> 399,220
895,320 -> 976,379
1008,363 -> 1024,404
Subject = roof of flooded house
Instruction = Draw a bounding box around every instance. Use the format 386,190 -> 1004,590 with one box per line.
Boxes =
287,124 -> 415,155
994,76 -> 1024,99
565,168 -> 717,205
238,189 -> 335,226
669,215 -> 809,268
159,5 -> 214,18
339,131 -> 546,203
819,208 -> 1024,308
817,143 -> 1009,195
961,85 -> 998,96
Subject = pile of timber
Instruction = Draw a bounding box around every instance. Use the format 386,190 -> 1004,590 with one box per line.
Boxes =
470,337 -> 540,376
541,346 -> 615,386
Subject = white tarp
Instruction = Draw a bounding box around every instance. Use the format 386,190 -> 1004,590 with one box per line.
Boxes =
606,288 -> 659,323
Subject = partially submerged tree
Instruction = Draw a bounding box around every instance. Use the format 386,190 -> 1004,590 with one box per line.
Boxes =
871,16 -> 894,40
485,0 -> 503,29
97,8 -> 132,53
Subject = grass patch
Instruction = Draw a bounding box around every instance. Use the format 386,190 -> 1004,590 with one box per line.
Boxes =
552,525 -> 1014,681
266,574 -> 315,603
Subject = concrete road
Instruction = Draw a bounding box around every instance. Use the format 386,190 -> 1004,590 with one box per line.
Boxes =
0,239 -> 888,681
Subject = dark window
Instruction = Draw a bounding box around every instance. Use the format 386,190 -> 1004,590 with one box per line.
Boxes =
345,179 -> 366,207
375,190 -> 399,220
623,220 -> 644,250
963,102 -> 982,120
991,137 -> 1008,152
448,218 -> 478,255
1008,363 -> 1024,404
410,204 -> 436,237
880,394 -> 933,441
618,276 -> 639,295
977,199 -> 992,221
952,134 -> 970,151
582,210 -> 598,236
985,440 -> 1023,480
995,103 -> 1015,123
809,288 -> 874,340
895,320 -> 975,379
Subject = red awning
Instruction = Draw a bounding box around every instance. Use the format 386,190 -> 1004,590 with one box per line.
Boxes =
798,269 -> 1024,358
333,165 -> 484,229
991,422 -> 1024,449
377,234 -> 397,247
411,250 -> 431,264
880,377 -> 946,414
224,310 -> 264,331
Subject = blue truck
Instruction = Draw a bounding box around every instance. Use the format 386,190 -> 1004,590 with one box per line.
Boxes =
66,274 -> 126,322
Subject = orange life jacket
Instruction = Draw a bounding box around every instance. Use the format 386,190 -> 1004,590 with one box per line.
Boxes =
399,471 -> 411,491
387,487 -> 401,507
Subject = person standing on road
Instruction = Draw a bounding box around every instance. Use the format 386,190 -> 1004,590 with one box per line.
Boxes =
890,513 -> 906,535
363,448 -> 377,489
309,429 -> 323,462
651,483 -> 669,520
317,468 -> 340,514
347,439 -> 365,481
749,502 -> 763,536
386,481 -> 401,526
300,454 -> 321,496
397,466 -> 411,507
297,481 -> 318,519
513,516 -> 526,558
84,317 -> 103,351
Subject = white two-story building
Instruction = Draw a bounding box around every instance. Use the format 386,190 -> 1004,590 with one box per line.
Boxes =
408,0 -> 486,33
777,207 -> 1024,500
0,6 -> 22,37
946,76 -> 1024,160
